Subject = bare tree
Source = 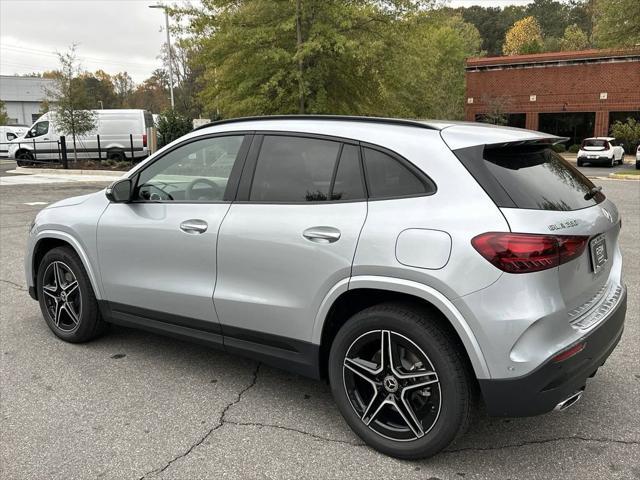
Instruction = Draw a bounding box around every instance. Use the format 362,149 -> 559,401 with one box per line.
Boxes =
479,94 -> 513,126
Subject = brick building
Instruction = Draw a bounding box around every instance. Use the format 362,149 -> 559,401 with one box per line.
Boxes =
465,49 -> 640,146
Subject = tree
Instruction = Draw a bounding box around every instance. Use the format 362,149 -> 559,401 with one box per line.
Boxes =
383,11 -> 482,120
112,72 -> 135,108
560,24 -> 590,51
0,100 -> 9,125
478,95 -> 512,125
593,0 -> 640,48
46,45 -> 97,161
503,16 -> 544,55
610,118 -> 640,154
156,109 -> 192,147
130,69 -> 171,113
458,5 -> 526,56
174,1 -> 486,119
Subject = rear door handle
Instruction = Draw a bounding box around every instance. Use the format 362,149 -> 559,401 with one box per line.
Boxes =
303,226 -> 341,244
180,219 -> 208,234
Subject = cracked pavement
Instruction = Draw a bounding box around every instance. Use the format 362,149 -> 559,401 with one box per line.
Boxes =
1,177 -> 639,480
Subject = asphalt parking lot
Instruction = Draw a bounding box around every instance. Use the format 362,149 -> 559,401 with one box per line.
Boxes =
1,170 -> 639,479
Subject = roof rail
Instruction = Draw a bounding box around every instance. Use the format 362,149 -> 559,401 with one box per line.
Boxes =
193,115 -> 440,132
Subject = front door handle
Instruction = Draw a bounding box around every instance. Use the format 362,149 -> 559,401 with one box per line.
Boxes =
303,226 -> 341,244
180,219 -> 208,234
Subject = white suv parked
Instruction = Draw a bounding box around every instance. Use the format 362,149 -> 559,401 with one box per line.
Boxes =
577,137 -> 625,167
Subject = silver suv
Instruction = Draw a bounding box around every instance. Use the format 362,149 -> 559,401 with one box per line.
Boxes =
25,116 -> 627,459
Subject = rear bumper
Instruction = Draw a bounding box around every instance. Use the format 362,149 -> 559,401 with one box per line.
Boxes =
479,288 -> 626,417
578,155 -> 613,164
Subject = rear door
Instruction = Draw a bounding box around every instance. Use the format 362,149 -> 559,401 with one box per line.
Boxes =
214,134 -> 367,358
455,143 -> 621,318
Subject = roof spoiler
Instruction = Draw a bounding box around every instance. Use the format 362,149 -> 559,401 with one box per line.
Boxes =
485,137 -> 570,150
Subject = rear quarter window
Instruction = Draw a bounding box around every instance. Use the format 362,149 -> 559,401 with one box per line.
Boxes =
455,145 -> 605,211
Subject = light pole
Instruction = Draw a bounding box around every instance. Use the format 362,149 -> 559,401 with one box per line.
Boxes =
149,4 -> 175,110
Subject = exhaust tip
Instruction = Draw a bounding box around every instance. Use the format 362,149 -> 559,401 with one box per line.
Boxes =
554,390 -> 584,411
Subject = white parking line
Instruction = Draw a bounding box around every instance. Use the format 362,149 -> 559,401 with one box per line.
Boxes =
23,202 -> 49,206
0,174 -> 113,185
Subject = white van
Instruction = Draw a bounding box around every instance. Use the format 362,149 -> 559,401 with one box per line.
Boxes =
8,109 -> 154,165
0,125 -> 28,158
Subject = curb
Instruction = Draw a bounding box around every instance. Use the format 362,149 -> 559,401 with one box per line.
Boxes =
609,173 -> 640,180
12,167 -> 123,177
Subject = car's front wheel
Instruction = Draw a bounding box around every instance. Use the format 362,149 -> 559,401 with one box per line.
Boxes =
37,246 -> 107,343
328,303 -> 473,459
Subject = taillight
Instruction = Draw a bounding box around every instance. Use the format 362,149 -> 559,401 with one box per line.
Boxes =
471,232 -> 589,273
143,133 -> 147,147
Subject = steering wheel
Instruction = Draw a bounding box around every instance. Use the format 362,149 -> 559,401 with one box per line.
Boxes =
143,183 -> 174,201
185,178 -> 222,201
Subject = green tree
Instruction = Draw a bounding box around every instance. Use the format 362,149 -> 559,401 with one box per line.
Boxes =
458,5 -> 526,56
174,0 -> 484,119
384,11 -> 482,120
610,118 -> 640,154
593,0 -> 640,48
560,24 -> 590,50
503,16 -> 544,55
46,45 -> 97,161
0,100 -> 9,125
156,109 -> 192,147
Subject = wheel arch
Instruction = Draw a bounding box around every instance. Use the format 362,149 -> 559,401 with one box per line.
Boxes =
313,276 -> 490,381
31,231 -> 103,300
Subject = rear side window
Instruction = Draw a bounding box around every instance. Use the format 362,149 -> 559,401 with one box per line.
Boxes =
456,145 -> 605,211
362,147 -> 429,198
331,144 -> 365,201
250,136 -> 340,202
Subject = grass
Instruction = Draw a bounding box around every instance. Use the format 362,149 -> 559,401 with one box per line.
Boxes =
612,169 -> 640,176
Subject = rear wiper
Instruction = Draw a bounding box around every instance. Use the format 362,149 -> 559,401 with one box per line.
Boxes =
584,185 -> 602,200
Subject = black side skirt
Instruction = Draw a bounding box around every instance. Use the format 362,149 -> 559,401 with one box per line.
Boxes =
98,301 -> 321,379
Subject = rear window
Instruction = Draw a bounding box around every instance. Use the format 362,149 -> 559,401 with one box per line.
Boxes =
456,145 -> 605,211
582,139 -> 609,149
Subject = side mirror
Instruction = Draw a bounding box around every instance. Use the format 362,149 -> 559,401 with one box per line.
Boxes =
106,178 -> 133,203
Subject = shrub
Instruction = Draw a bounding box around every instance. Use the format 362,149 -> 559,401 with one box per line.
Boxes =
610,118 -> 640,154
114,161 -> 131,171
157,109 -> 192,148
552,143 -> 567,153
568,144 -> 581,153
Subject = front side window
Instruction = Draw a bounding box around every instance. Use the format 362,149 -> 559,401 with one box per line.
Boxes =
135,135 -> 245,202
250,136 -> 341,202
27,121 -> 49,138
362,147 -> 429,198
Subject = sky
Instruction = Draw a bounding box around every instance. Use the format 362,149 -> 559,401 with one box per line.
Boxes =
0,0 -> 536,84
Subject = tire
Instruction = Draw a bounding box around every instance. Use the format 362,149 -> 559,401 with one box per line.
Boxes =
328,302 -> 473,459
619,154 -> 624,165
107,149 -> 126,161
577,159 -> 583,167
16,150 -> 34,167
609,156 -> 615,168
36,246 -> 107,343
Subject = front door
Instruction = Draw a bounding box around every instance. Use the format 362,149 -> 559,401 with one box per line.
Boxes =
97,133 -> 251,336
214,135 -> 368,365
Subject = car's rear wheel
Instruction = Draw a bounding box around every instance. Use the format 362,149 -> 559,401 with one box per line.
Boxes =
328,303 -> 473,459
609,156 -> 615,168
37,247 -> 107,343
